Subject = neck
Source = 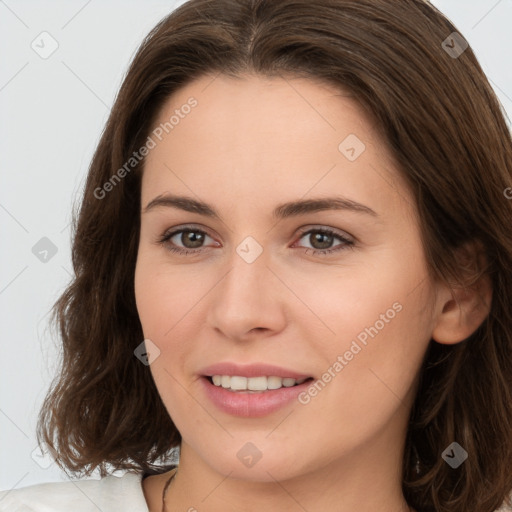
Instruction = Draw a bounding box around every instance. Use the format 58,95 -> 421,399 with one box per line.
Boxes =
155,439 -> 413,512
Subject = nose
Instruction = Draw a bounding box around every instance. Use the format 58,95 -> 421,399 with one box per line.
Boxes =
206,247 -> 287,341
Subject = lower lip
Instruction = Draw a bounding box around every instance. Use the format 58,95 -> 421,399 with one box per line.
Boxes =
200,377 -> 313,417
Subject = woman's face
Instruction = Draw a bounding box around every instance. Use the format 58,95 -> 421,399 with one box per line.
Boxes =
135,73 -> 442,482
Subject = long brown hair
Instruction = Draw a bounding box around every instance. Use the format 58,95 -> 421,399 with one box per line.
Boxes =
37,1 -> 512,510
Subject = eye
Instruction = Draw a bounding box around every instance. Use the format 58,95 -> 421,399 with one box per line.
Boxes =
157,226 -> 218,255
293,227 -> 355,255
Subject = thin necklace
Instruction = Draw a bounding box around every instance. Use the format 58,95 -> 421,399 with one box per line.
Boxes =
161,467 -> 178,512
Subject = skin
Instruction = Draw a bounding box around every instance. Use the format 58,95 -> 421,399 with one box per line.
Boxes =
135,73 -> 491,512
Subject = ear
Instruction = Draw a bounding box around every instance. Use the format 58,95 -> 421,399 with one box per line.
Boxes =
431,241 -> 492,345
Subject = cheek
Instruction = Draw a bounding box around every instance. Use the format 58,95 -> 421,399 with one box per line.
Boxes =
288,253 -> 432,352
134,253 -> 203,339
289,289 -> 432,463
311,276 -> 432,409
134,260 -> 199,416
291,255 -> 434,407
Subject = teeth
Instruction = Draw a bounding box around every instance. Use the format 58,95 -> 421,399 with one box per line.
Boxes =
248,376 -> 267,391
230,376 -> 247,390
267,376 -> 282,390
282,378 -> 296,387
210,375 -> 308,392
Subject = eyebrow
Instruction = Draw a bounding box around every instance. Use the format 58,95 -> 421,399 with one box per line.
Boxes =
143,193 -> 378,219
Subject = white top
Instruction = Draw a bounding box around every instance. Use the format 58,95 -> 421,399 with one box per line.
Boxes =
0,471 -> 150,512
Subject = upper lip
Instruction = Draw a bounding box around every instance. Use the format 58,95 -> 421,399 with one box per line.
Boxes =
200,362 -> 312,380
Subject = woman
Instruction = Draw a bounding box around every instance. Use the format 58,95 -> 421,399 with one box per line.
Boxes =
1,0 -> 511,511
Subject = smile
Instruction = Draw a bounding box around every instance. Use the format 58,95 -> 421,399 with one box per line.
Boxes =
209,375 -> 310,392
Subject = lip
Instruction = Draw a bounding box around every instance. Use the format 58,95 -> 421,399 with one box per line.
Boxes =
200,377 -> 313,417
199,362 -> 311,380
198,362 -> 314,418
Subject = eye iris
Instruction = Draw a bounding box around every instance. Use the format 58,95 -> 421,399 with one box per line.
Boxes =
182,230 -> 204,248
311,232 -> 333,250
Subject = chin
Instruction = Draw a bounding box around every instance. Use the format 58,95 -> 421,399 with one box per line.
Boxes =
184,434 -> 317,483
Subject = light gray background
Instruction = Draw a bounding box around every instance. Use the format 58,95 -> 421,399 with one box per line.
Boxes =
1,0 -> 511,491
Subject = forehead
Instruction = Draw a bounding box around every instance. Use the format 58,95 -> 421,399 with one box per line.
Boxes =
150,73 -> 375,149
141,73 -> 412,221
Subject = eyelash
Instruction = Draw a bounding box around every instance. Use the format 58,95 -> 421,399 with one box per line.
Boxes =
156,225 -> 355,257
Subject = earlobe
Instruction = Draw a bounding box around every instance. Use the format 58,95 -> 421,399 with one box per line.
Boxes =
431,243 -> 493,345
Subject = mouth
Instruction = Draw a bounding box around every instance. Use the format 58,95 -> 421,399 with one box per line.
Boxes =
205,375 -> 314,393
199,363 -> 315,417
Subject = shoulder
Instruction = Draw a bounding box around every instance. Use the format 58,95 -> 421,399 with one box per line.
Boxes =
0,471 -> 148,512
496,499 -> 512,512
